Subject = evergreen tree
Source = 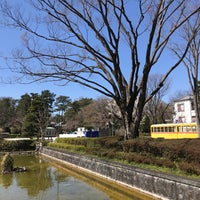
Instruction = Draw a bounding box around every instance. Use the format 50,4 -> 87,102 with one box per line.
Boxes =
22,90 -> 55,139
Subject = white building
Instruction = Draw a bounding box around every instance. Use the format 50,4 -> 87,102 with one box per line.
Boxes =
173,95 -> 196,123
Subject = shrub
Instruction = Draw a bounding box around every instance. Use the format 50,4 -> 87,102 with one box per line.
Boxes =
1,153 -> 14,173
48,136 -> 200,176
0,140 -> 35,151
55,138 -> 89,147
178,162 -> 200,175
97,136 -> 123,149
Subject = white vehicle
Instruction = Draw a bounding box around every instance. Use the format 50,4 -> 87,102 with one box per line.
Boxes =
59,127 -> 86,138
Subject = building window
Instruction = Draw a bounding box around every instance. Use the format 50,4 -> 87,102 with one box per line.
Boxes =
192,116 -> 196,122
178,116 -> 185,123
177,103 -> 184,112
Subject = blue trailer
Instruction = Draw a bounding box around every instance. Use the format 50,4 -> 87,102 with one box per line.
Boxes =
85,130 -> 99,137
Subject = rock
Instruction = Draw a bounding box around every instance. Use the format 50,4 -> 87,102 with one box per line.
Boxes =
13,167 -> 27,172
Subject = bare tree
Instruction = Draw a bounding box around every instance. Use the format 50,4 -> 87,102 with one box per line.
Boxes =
171,11 -> 200,136
1,1 -> 199,139
145,74 -> 171,124
80,98 -> 110,129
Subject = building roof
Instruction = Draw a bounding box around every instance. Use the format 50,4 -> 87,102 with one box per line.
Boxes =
174,95 -> 193,102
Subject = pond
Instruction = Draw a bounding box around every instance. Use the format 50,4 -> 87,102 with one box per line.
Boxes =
0,154 -> 157,200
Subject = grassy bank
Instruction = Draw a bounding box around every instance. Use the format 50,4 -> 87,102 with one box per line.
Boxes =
48,136 -> 200,179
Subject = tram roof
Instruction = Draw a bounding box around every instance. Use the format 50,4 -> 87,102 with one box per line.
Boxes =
151,123 -> 196,127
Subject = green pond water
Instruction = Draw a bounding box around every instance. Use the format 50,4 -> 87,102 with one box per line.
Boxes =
0,154 -> 157,200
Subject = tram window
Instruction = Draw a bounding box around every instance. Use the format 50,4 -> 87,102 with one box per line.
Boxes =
182,126 -> 187,132
192,126 -> 197,132
164,127 -> 168,132
161,127 -> 164,132
186,126 -> 191,132
178,126 -> 182,132
157,127 -> 160,132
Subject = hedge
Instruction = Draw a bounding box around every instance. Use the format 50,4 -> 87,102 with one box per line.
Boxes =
0,139 -> 36,151
49,137 -> 200,175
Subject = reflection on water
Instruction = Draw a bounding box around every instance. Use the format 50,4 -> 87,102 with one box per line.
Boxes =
0,155 -> 156,200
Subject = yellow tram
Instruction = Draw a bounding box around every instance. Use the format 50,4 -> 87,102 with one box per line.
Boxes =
150,123 -> 200,139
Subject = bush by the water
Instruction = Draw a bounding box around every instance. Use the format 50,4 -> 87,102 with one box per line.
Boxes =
1,153 -> 14,173
0,139 -> 36,151
49,136 -> 200,176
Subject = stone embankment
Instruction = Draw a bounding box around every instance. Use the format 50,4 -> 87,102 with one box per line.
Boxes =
41,147 -> 200,200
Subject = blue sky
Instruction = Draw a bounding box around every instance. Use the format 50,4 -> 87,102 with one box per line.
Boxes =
0,27 -> 103,101
0,3 -> 191,102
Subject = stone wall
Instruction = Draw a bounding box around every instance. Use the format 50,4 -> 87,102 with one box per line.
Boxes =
41,147 -> 200,200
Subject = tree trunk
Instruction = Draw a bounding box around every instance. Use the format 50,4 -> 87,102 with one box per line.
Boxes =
122,113 -> 141,140
193,92 -> 200,138
121,100 -> 143,140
